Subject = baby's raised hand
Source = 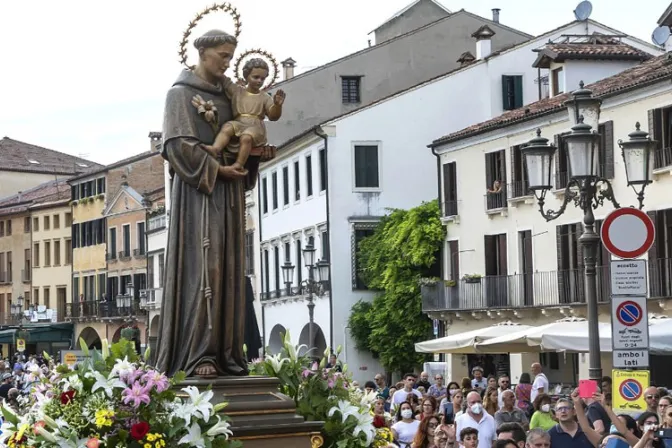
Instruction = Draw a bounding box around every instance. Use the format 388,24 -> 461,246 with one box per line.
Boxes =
274,89 -> 286,106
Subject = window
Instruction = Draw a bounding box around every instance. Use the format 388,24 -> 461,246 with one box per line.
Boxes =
510,145 -> 529,198
306,155 -> 313,197
44,287 -> 50,308
122,225 -> 131,257
73,277 -> 79,301
109,228 -> 117,259
5,219 -> 11,236
33,289 -> 39,306
148,256 -> 155,288
24,217 -> 30,233
137,222 -> 146,255
295,239 -> 302,285
65,239 -> 72,264
54,240 -> 61,265
44,216 -> 50,231
282,166 -> 289,206
6,252 -> 11,282
98,273 -> 106,298
354,144 -> 380,189
96,178 -> 106,195
502,75 -> 523,111
648,107 -> 672,170
0,221 -> 4,237
353,227 -> 374,289
24,249 -> 30,280
319,148 -> 327,191
0,253 -> 4,281
53,214 -> 60,229
263,249 -> 270,297
245,231 -> 255,276
321,230 -> 330,261
44,241 -> 51,266
65,212 -> 72,227
552,67 -> 564,96
33,243 -> 40,268
262,177 -> 269,214
554,133 -> 570,189
158,253 -> 165,287
442,162 -> 458,217
485,150 -> 507,210
597,121 -> 614,178
294,161 -> 300,201
341,76 -> 361,103
33,217 -> 39,232
273,246 -> 280,294
271,172 -> 278,210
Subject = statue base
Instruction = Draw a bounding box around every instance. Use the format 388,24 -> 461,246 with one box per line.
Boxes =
177,376 -> 324,448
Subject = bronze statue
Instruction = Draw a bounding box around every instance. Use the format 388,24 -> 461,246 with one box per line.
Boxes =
155,25 -> 276,378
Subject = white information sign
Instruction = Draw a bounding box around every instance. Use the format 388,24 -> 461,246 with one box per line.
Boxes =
613,349 -> 650,369
610,260 -> 648,296
611,295 -> 649,349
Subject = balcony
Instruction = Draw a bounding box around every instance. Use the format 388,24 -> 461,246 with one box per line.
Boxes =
66,299 -> 147,320
133,248 -> 146,257
21,269 -> 31,283
507,180 -> 532,201
118,250 -> 131,261
441,200 -> 459,220
422,266 -> 614,312
106,252 -> 117,261
484,186 -> 507,214
140,288 -> 162,310
653,147 -> 672,172
148,214 -> 167,232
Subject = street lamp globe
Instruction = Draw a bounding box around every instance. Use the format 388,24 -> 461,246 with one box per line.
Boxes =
619,122 -> 655,187
522,129 -> 556,192
281,261 -> 295,285
564,81 -> 602,130
564,116 -> 601,179
302,241 -> 317,268
316,259 -> 330,283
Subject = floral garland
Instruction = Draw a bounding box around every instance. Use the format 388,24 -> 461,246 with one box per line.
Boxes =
1,338 -> 240,448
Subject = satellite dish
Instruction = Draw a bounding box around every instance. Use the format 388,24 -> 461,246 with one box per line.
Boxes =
573,0 -> 593,21
652,26 -> 671,47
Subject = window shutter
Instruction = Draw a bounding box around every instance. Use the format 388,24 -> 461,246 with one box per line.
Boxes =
367,146 -> 379,187
647,211 -> 659,297
556,225 -> 567,304
648,108 -> 663,149
500,150 -> 507,183
485,154 -> 493,188
498,235 -> 508,275
603,121 -> 615,178
442,164 -> 451,215
554,134 -> 561,189
514,76 -> 523,109
501,75 -> 511,110
509,146 -> 516,185
484,235 -> 495,275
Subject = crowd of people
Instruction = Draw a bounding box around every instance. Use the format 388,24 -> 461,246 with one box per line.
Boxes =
0,353 -> 53,413
360,363 -> 672,448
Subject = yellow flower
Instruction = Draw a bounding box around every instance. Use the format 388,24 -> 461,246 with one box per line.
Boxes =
144,444 -> 152,448
146,434 -> 156,442
94,409 -> 114,428
160,440 -> 166,447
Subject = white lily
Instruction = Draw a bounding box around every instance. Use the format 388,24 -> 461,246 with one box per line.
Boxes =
285,341 -> 308,362
360,389 -> 378,407
265,353 -> 289,374
178,422 -> 206,448
61,374 -> 83,393
111,356 -> 135,379
171,401 -> 195,426
181,386 -> 215,422
101,338 -> 110,360
88,370 -> 126,398
353,410 -> 376,445
327,400 -> 360,423
35,425 -> 59,443
206,416 -> 233,438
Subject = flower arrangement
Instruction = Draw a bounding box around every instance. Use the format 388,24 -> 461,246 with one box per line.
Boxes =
249,331 -> 385,447
1,338 -> 241,448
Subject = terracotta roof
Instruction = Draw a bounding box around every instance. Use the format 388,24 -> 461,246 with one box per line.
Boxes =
68,150 -> 160,183
0,137 -> 102,175
532,41 -> 652,68
430,53 -> 672,147
0,179 -> 71,217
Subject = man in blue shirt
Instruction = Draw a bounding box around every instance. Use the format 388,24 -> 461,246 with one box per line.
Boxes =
548,398 -> 592,448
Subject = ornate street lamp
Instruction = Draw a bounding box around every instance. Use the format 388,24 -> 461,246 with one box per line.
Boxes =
281,261 -> 295,296
299,236 -> 330,359
521,130 -> 555,192
316,259 -> 331,283
564,81 -> 602,130
564,117 -> 601,179
619,122 -> 656,210
302,239 -> 316,268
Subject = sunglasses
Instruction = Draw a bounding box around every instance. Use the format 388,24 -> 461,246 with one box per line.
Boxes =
646,395 -> 660,400
556,407 -> 571,412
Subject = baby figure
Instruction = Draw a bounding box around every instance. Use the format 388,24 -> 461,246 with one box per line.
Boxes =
205,58 -> 285,173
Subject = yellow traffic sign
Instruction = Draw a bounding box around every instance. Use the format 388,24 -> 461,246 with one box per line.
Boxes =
16,338 -> 25,352
612,369 -> 649,414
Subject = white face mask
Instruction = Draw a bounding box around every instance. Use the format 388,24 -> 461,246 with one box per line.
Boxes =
541,404 -> 551,413
470,403 -> 483,415
401,409 -> 413,419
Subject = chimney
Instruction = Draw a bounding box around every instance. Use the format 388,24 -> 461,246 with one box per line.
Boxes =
492,8 -> 500,23
148,131 -> 162,152
281,57 -> 297,81
471,25 -> 496,60
457,51 -> 476,67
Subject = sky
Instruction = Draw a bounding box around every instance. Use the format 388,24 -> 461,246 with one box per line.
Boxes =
0,0 -> 669,165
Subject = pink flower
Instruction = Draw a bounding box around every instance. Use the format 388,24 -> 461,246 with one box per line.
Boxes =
124,369 -> 144,386
328,380 -> 335,389
121,382 -> 151,408
142,370 -> 169,393
302,369 -> 314,378
86,438 -> 100,448
311,362 -> 319,371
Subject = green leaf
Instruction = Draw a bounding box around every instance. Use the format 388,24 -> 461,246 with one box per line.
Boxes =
1,405 -> 19,425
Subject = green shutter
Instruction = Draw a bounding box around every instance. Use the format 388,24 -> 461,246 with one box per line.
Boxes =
501,75 -> 511,110
514,76 -> 523,109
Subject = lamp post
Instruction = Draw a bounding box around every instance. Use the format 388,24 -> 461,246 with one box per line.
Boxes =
522,82 -> 654,382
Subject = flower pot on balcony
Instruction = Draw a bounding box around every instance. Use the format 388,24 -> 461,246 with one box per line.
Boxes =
463,275 -> 482,284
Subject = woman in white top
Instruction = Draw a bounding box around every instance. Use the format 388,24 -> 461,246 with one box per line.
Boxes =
392,402 -> 421,448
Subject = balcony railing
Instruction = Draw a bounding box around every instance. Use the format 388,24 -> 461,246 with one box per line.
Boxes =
133,248 -> 146,257
148,214 -> 167,231
484,187 -> 507,212
422,266 -> 613,312
140,288 -> 162,310
508,180 -> 531,200
66,299 -> 147,319
442,200 -> 459,218
118,250 -> 131,260
654,147 -> 672,170
106,252 -> 117,261
21,269 -> 30,283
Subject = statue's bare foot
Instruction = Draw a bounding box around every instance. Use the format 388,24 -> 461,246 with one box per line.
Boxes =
195,361 -> 218,378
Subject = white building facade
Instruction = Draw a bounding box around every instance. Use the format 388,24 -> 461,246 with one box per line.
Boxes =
255,19 -> 659,379
428,52 -> 672,386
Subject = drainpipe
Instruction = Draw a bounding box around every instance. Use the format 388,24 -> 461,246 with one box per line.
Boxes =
313,126 -> 334,351
430,144 -> 444,363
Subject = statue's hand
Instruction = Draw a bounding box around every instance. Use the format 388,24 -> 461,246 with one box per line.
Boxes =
218,165 -> 247,180
274,89 -> 286,106
260,146 -> 277,162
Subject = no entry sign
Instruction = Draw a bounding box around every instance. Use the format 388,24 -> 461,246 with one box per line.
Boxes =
601,208 -> 655,259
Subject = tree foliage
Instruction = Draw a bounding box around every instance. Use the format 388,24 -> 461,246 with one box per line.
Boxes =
348,200 -> 445,374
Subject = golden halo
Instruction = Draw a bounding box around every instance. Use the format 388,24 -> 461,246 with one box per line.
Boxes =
233,48 -> 280,90
179,3 -> 243,70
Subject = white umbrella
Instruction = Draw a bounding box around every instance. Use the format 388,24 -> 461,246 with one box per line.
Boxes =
475,317 -> 613,353
415,321 -> 532,354
649,317 -> 672,354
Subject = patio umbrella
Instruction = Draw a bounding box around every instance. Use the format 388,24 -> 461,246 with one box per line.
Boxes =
415,321 -> 532,354
649,317 -> 672,354
474,317 -> 613,353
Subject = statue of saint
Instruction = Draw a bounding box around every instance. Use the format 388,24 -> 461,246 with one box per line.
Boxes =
155,29 -> 275,378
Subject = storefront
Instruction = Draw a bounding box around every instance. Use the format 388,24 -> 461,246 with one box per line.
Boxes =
0,323 -> 74,361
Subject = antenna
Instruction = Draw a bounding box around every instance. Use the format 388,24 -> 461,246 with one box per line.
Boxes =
652,26 -> 671,47
573,0 -> 593,21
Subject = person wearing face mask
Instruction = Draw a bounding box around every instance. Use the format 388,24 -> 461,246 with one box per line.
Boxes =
392,402 -> 421,447
455,391 -> 496,448
529,393 -> 555,431
439,383 -> 462,417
